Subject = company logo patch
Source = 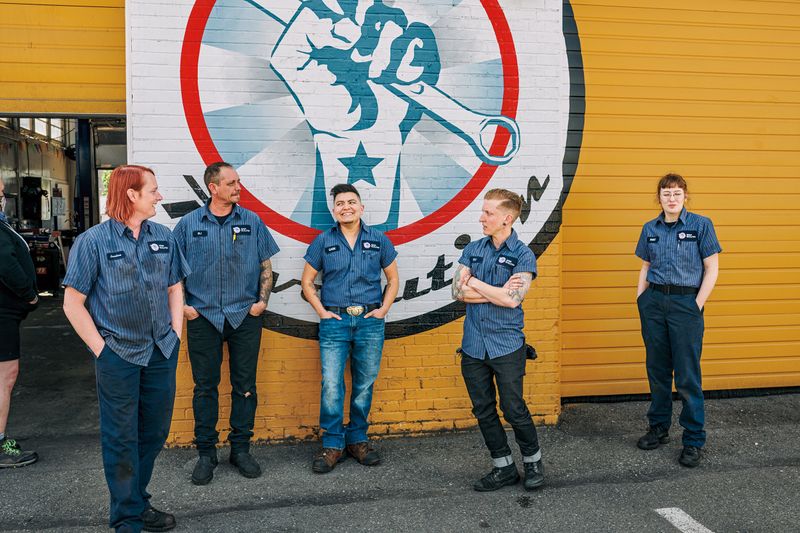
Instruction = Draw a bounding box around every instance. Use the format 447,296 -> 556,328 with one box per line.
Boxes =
148,241 -> 170,254
497,254 -> 517,268
678,230 -> 698,241
363,240 -> 381,251
232,225 -> 251,236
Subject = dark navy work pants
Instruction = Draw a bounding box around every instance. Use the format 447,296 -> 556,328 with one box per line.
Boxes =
95,343 -> 178,533
637,287 -> 706,447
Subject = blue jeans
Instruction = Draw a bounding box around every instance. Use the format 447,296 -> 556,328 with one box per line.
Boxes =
637,288 -> 706,447
318,315 -> 385,449
95,343 -> 178,533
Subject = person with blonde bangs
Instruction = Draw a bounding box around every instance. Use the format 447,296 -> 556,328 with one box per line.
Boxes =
635,173 -> 721,468
63,165 -> 190,532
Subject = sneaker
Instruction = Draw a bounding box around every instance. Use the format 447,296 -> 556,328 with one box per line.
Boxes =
191,455 -> 218,485
0,438 -> 38,468
141,506 -> 176,532
679,445 -> 702,468
473,464 -> 520,492
229,451 -> 262,479
312,448 -> 345,474
637,426 -> 670,450
346,442 -> 380,466
523,459 -> 545,491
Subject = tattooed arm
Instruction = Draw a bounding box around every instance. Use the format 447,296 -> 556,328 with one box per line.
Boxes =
452,264 -> 489,303
466,272 -> 533,308
249,259 -> 274,316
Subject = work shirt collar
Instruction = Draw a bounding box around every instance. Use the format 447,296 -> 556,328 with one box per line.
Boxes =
483,228 -> 521,252
656,207 -> 688,226
109,217 -> 153,238
200,201 -> 242,224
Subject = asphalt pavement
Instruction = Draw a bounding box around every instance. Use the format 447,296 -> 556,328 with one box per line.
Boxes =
2,297 -> 799,532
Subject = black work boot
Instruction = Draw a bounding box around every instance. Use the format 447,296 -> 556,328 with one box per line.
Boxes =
230,451 -> 262,478
523,459 -> 545,491
191,454 -> 218,485
637,426 -> 670,450
142,506 -> 176,532
473,464 -> 520,492
679,445 -> 702,468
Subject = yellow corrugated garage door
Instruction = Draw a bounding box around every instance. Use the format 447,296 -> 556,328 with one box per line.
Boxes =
0,0 -> 125,115
561,0 -> 800,397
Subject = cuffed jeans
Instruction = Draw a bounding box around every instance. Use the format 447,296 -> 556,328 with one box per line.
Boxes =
460,345 -> 540,458
638,287 -> 706,447
95,343 -> 178,533
186,314 -> 262,456
318,315 -> 385,450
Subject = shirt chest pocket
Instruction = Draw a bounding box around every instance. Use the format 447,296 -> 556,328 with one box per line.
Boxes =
676,230 -> 700,260
360,240 -> 381,268
144,241 -> 171,283
646,236 -> 660,261
103,253 -> 137,295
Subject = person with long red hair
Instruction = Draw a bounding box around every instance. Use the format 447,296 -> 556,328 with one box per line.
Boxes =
63,165 -> 189,532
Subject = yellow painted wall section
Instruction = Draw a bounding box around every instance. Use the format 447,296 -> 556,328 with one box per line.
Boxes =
0,0 -> 125,115
561,0 -> 800,397
167,237 -> 562,445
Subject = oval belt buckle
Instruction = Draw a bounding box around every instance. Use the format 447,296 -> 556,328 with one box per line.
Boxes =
346,305 -> 364,316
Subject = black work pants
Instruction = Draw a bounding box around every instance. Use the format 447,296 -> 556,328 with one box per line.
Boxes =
460,345 -> 540,458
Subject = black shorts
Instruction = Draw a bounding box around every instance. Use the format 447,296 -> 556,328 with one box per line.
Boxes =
0,313 -> 25,361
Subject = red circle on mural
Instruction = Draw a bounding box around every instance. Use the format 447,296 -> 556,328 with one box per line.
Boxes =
180,0 -> 519,245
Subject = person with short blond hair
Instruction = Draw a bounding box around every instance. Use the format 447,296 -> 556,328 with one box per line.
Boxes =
63,165 -> 190,532
453,188 -> 544,492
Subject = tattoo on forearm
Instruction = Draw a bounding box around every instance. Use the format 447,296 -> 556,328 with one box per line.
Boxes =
452,264 -> 466,300
507,272 -> 533,304
259,259 -> 273,305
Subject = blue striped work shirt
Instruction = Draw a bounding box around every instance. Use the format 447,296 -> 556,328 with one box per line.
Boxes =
173,203 -> 280,333
63,219 -> 190,366
304,223 -> 397,308
635,208 -> 722,288
458,229 -> 537,360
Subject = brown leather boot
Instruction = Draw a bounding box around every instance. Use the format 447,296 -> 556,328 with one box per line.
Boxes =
346,442 -> 380,466
312,448 -> 345,473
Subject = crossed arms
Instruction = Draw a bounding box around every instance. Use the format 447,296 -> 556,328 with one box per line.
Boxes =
452,264 -> 533,308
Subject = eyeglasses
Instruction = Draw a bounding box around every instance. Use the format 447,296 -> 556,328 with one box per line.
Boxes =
660,191 -> 684,200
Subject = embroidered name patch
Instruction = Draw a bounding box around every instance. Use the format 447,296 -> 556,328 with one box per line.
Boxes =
232,225 -> 252,236
192,230 -> 208,237
325,245 -> 340,254
363,240 -> 381,251
148,241 -> 169,254
677,230 -> 698,241
106,251 -> 126,261
647,236 -> 659,243
470,256 -> 483,264
497,255 -> 517,268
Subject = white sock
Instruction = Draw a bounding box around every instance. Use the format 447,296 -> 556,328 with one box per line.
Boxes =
493,455 -> 514,468
523,450 -> 542,463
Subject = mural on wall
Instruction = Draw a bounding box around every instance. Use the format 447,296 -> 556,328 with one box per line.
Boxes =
128,0 -> 581,338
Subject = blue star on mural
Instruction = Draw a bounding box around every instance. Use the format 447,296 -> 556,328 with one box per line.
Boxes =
338,142 -> 383,186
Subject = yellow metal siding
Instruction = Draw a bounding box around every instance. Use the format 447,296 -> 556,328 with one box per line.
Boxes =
0,0 -> 125,115
561,0 -> 800,396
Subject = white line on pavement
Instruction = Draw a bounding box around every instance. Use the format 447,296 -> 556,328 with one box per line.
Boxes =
655,508 -> 715,533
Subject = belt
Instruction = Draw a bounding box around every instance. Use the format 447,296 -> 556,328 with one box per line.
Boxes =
324,303 -> 381,316
649,283 -> 699,295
